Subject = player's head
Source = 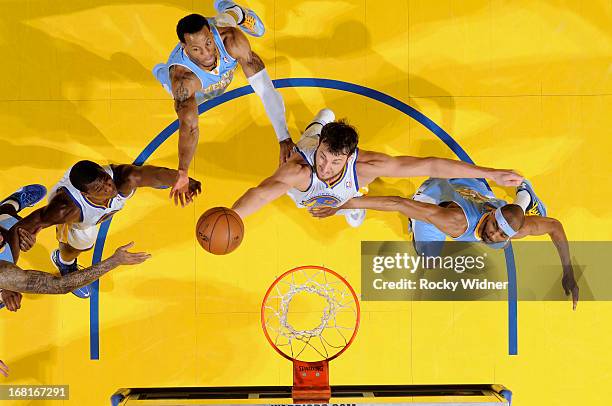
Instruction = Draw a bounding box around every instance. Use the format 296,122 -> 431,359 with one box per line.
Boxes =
315,120 -> 359,182
480,204 -> 525,245
177,14 -> 218,70
70,160 -> 117,201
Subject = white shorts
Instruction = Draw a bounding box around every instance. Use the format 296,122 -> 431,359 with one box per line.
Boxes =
56,223 -> 98,251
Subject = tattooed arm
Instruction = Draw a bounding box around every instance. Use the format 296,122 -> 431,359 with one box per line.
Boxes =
169,65 -> 201,201
0,242 -> 150,294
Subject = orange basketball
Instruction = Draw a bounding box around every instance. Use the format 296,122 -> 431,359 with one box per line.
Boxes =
196,207 -> 244,255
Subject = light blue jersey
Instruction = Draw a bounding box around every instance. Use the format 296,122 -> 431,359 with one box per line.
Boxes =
153,20 -> 238,103
411,178 -> 508,256
0,215 -> 18,263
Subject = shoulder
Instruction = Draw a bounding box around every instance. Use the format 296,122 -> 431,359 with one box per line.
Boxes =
355,150 -> 391,177
355,149 -> 377,162
49,188 -> 79,212
111,164 -> 140,190
355,150 -> 393,168
40,189 -> 81,223
219,26 -> 251,59
513,215 -> 561,238
425,205 -> 468,237
169,64 -> 196,80
169,65 -> 199,100
273,158 -> 311,185
442,206 -> 469,227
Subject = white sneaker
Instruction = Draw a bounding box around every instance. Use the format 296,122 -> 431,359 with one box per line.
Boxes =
344,209 -> 366,228
310,108 -> 335,127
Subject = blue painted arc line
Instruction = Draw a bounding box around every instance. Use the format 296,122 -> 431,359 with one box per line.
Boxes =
90,77 -> 518,360
503,243 -> 519,355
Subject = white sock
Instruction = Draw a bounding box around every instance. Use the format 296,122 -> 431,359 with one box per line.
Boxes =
1,200 -> 19,211
227,5 -> 245,24
303,122 -> 322,137
514,190 -> 532,212
59,252 -> 76,265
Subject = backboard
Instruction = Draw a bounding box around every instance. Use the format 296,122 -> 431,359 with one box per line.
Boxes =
111,384 -> 512,405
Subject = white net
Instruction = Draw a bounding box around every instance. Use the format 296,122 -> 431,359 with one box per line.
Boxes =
262,267 -> 359,362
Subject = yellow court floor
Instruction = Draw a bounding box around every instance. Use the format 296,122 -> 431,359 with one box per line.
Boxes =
0,1 -> 611,405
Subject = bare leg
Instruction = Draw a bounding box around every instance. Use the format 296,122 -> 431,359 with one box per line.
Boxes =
58,242 -> 91,263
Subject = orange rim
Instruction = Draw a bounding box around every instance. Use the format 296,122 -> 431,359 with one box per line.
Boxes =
260,265 -> 360,362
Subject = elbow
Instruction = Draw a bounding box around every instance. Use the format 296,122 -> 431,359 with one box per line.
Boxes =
180,119 -> 199,137
423,157 -> 442,177
549,218 -> 565,239
380,196 -> 407,212
387,196 -> 406,207
246,187 -> 265,204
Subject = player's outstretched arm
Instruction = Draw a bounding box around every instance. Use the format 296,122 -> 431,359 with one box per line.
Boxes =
232,163 -> 306,219
0,242 -> 150,295
311,195 -> 462,236
113,164 -> 202,208
170,66 -> 201,197
513,216 -> 578,310
8,191 -> 81,260
0,290 -> 22,312
357,150 -> 523,186
223,28 -> 295,164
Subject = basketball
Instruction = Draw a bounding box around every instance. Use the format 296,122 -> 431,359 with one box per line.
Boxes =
195,207 -> 244,255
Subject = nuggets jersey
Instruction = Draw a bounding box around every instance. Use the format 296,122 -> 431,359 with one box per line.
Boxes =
287,136 -> 360,209
49,165 -> 134,228
153,19 -> 238,102
414,178 -> 507,247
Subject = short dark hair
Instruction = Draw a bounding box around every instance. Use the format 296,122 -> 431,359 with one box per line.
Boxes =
177,14 -> 210,43
319,120 -> 359,156
69,160 -> 106,193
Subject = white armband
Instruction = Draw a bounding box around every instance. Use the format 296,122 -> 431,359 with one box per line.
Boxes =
247,69 -> 290,142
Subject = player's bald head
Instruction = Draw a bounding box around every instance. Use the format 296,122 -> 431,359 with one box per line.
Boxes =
501,204 -> 525,231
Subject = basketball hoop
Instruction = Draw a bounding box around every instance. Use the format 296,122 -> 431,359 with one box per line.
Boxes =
261,266 -> 360,403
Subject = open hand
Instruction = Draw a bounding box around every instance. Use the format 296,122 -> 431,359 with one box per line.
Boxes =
308,206 -> 339,218
1,290 -> 22,312
187,177 -> 202,200
491,169 -> 524,187
562,270 -> 579,311
111,242 -> 151,266
170,171 -> 201,207
17,227 -> 36,252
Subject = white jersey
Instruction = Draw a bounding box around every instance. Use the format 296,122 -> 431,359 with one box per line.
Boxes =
49,165 -> 134,229
287,136 -> 361,208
